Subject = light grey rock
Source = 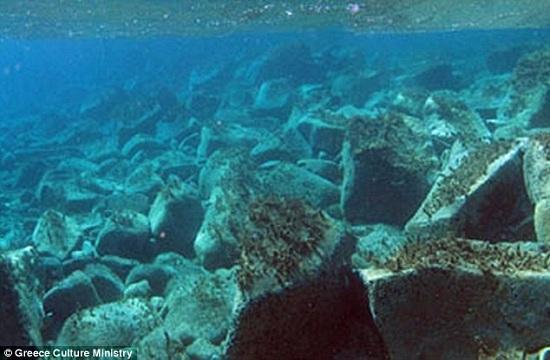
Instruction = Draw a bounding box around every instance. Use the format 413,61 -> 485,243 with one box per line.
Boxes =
124,280 -> 152,299
0,247 -> 44,346
186,338 -> 221,360
163,268 -> 236,345
352,224 -> 407,269
148,178 -> 203,257
96,210 -> 155,262
257,162 -> 340,209
56,298 -> 160,347
32,210 -> 80,259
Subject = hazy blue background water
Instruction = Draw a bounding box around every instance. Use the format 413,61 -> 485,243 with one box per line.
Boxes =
1,28 -> 549,122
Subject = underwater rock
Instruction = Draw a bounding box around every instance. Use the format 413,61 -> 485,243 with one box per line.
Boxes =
15,160 -> 48,189
257,162 -> 340,209
225,269 -> 388,360
83,264 -> 124,303
96,210 -> 155,262
253,78 -> 292,119
124,279 -> 152,299
186,338 -> 221,360
330,70 -> 386,107
250,136 -> 296,164
118,105 -> 164,147
0,247 -> 43,346
125,264 -> 175,296
56,298 -> 160,346
255,42 -> 324,86
100,192 -> 150,214
296,158 -> 341,184
99,255 -> 140,281
524,133 -> 550,243
502,49 -> 550,130
121,133 -> 168,159
287,110 -> 346,157
406,139 -> 534,242
194,186 -> 244,270
196,124 -> 264,161
352,224 -> 408,269
198,148 -> 255,199
423,92 -> 492,147
186,92 -> 220,120
341,113 -> 438,226
148,178 -> 203,257
43,270 -> 102,340
162,268 -> 236,346
486,46 -> 525,74
361,238 -> 550,359
235,196 -> 354,298
32,210 -> 80,259
124,162 -> 164,198
80,88 -> 127,121
413,63 -> 464,91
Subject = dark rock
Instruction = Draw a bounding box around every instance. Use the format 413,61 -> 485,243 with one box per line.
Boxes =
62,257 -> 96,276
226,270 -> 388,360
486,46 -> 525,74
15,161 -> 48,189
413,64 -> 463,91
148,178 -> 204,258
186,93 -> 220,120
35,256 -> 64,291
96,210 -> 155,262
43,270 -> 101,340
84,264 -> 124,303
341,113 -> 438,226
118,105 -> 163,147
99,255 -> 140,282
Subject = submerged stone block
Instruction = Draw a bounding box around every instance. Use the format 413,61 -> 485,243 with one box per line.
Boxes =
341,113 -> 437,226
32,210 -> 80,259
361,238 -> 550,359
0,247 -> 43,346
406,139 -> 534,242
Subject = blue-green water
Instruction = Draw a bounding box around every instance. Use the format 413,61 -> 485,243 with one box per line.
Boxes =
0,4 -> 549,359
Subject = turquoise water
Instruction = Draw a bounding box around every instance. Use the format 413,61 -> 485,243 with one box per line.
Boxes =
0,4 -> 550,359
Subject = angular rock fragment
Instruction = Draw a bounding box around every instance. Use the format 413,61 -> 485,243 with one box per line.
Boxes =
406,139 -> 534,242
84,263 -> 124,303
96,210 -> 155,262
341,113 -> 438,226
32,210 -> 80,259
148,178 -> 203,257
287,110 -> 346,157
0,247 -> 44,346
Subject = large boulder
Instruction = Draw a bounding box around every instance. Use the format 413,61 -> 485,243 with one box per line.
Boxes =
361,238 -> 550,359
406,139 -> 534,242
341,113 -> 438,226
256,162 -> 340,210
96,210 -> 155,262
56,298 -> 160,347
0,247 -> 44,346
148,178 -> 203,258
